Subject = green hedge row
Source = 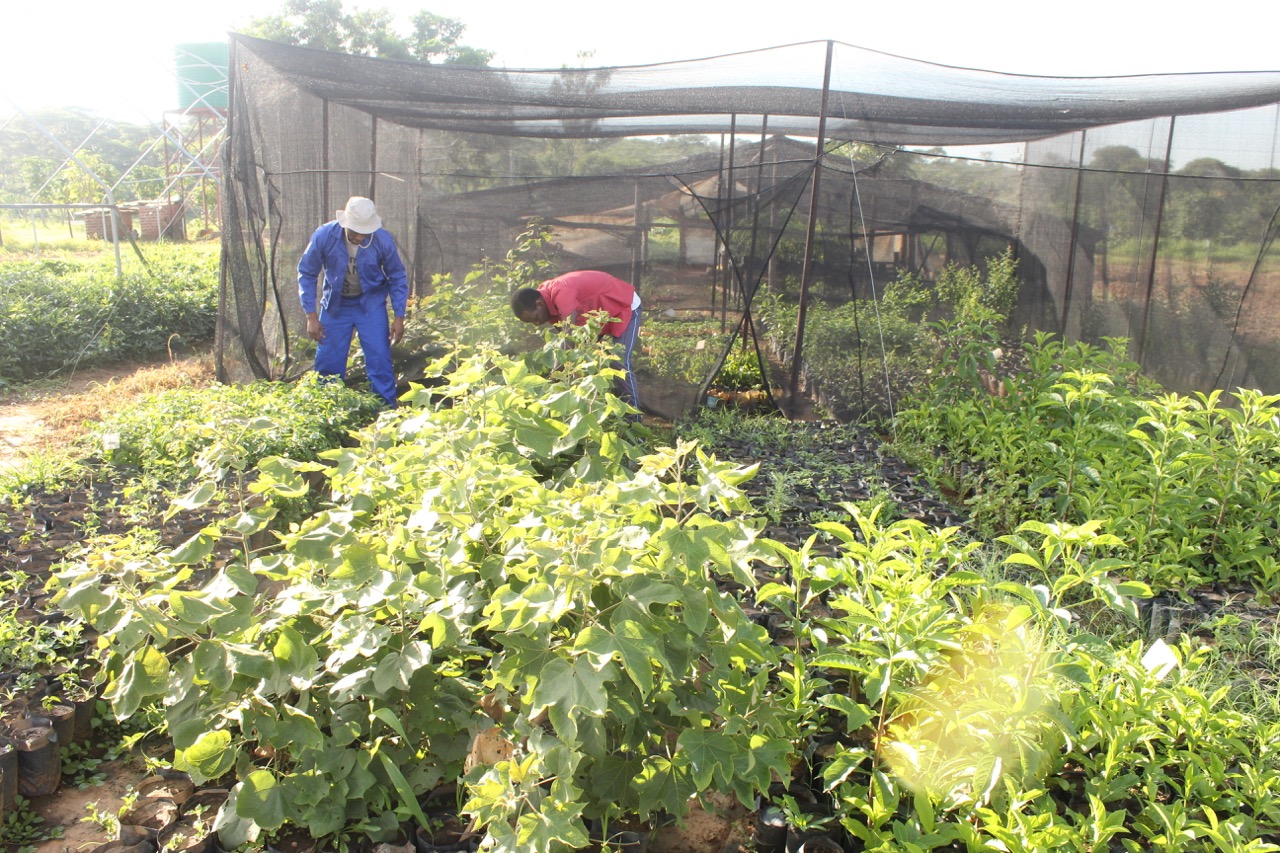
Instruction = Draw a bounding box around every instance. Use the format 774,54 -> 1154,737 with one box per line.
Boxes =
0,246 -> 218,384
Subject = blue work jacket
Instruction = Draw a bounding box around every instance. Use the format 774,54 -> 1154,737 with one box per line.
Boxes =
298,221 -> 409,319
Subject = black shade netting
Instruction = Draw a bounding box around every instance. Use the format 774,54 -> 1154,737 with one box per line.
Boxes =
220,34 -> 1280,421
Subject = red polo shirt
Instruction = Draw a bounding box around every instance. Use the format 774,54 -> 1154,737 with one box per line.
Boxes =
537,271 -> 637,339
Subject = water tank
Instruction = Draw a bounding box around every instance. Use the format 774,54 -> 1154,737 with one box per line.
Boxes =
174,42 -> 229,110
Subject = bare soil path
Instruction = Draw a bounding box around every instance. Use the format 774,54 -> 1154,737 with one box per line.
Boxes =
29,758 -> 151,853
0,354 -> 217,471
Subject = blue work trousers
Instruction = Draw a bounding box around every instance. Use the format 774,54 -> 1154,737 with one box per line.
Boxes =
314,295 -> 397,407
615,306 -> 641,410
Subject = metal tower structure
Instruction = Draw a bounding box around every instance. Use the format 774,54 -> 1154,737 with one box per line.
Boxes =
161,43 -> 229,236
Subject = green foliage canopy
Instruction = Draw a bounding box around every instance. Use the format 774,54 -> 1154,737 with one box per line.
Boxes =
0,108 -> 165,206
242,0 -> 493,65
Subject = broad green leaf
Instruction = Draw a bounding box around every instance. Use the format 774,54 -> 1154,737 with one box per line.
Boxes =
530,657 -> 616,744
169,528 -> 218,565
169,479 -> 218,514
820,745 -> 874,787
810,651 -> 867,673
588,752 -> 645,807
1002,604 -> 1036,631
213,784 -> 260,850
288,511 -> 357,562
864,663 -> 891,705
811,520 -> 857,544
277,705 -> 325,752
577,621 -> 654,695
171,718 -> 215,751
1003,552 -> 1045,571
756,582 -> 794,606
169,590 -> 233,625
634,755 -> 689,817
56,578 -> 113,621
514,794 -> 588,853
869,769 -> 900,822
618,577 -> 682,610
372,641 -> 433,694
974,754 -> 1003,806
236,769 -> 286,830
225,644 -> 277,681
817,694 -> 873,730
273,626 -> 320,685
209,597 -> 256,637
1116,580 -> 1154,598
252,456 -> 311,498
683,588 -> 710,637
676,729 -> 735,789
913,789 -> 937,832
332,544 -> 380,586
512,420 -> 559,458
175,729 -> 235,784
229,505 -> 277,537
287,772 -> 340,809
656,524 -> 712,572
109,644 -> 171,719
224,562 -> 261,595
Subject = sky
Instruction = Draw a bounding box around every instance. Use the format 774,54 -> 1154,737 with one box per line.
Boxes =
3,0 -> 1279,124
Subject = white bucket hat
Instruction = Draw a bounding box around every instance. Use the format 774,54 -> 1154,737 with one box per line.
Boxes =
336,196 -> 382,233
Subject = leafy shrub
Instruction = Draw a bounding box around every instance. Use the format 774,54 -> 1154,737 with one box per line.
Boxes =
0,245 -> 218,384
48,244 -> 1280,852
393,220 -> 558,360
91,374 -> 382,481
894,308 -> 1280,594
754,249 -> 1018,423
715,345 -> 765,390
53,333 -> 1280,850
56,330 -> 795,850
0,572 -> 84,672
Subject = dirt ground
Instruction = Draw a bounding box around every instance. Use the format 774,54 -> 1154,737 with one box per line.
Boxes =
27,757 -> 153,853
0,370 -> 111,470
0,354 -> 218,471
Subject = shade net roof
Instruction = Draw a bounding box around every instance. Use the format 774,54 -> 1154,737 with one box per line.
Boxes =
221,34 -> 1280,421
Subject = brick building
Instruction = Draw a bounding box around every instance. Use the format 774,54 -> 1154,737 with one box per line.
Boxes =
79,201 -> 185,241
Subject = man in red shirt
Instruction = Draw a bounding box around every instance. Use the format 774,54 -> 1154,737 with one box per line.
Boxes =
511,270 -> 642,409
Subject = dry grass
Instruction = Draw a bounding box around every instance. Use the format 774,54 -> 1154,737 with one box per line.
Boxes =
0,351 -> 218,465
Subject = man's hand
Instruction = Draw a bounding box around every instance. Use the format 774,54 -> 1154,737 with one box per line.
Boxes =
306,313 -> 324,342
391,316 -> 405,346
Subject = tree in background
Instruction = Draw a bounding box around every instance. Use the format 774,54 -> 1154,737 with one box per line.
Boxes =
242,0 -> 493,65
909,146 -> 1023,201
536,53 -> 612,177
0,108 -> 164,207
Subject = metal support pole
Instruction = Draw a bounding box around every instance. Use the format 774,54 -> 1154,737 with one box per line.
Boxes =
1135,117 -> 1177,366
747,115 -> 770,302
322,100 -> 331,219
369,115 -> 379,200
713,132 -> 725,322
788,40 -> 835,412
1061,130 -> 1088,333
723,112 -> 739,329
632,179 -> 643,288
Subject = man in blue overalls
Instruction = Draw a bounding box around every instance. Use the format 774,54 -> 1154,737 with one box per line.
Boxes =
298,196 -> 408,408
